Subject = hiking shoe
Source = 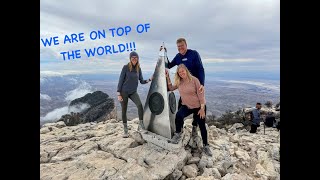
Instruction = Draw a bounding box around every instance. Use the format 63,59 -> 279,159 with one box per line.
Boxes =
170,132 -> 182,144
137,120 -> 146,131
122,132 -> 129,138
123,123 -> 129,138
203,145 -> 213,157
191,126 -> 197,137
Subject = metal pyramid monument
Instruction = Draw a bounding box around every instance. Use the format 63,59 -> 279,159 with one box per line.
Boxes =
143,43 -> 177,139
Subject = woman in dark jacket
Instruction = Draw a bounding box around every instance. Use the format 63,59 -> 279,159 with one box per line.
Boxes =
117,51 -> 152,138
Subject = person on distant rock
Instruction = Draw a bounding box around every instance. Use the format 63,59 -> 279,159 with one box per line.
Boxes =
160,38 -> 205,138
265,111 -> 276,127
117,51 -> 153,138
166,64 -> 212,156
250,102 -> 262,133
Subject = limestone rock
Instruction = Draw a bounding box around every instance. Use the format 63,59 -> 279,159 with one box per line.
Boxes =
40,117 -> 280,179
188,157 -> 200,165
182,164 -> 198,178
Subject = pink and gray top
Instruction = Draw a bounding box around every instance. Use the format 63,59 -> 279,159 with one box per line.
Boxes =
168,75 -> 206,109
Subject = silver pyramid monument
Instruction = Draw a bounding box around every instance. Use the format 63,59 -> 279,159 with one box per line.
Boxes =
143,44 -> 177,139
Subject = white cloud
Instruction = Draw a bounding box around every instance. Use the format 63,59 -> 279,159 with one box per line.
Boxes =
40,71 -> 65,77
40,77 -> 47,84
40,93 -> 52,101
40,103 -> 90,122
64,81 -> 94,102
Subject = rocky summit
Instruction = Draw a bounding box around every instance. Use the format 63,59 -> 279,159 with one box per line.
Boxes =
40,118 -> 280,180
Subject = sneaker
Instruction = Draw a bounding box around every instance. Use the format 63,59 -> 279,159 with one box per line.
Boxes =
137,120 -> 146,131
170,132 -> 182,144
191,126 -> 197,137
203,145 -> 213,157
123,123 -> 129,138
122,132 -> 129,138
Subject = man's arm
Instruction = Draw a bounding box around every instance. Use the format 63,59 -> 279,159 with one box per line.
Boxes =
194,51 -> 205,86
194,77 -> 206,105
161,46 -> 177,69
167,54 -> 178,69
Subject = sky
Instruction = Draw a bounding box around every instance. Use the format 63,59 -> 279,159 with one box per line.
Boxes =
40,0 -> 280,78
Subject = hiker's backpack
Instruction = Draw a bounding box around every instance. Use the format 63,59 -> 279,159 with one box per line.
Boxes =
241,107 -> 255,126
243,107 -> 255,121
265,112 -> 276,127
249,111 -> 254,121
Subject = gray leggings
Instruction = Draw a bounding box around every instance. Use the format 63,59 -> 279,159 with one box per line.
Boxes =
120,91 -> 143,123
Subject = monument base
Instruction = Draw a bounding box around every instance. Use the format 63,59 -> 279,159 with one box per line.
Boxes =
140,128 -> 191,153
140,131 -> 181,152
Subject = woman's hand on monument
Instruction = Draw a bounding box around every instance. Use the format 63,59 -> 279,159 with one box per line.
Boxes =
118,95 -> 123,102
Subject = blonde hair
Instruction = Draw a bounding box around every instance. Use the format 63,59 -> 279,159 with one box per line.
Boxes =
174,64 -> 193,87
176,38 -> 187,44
128,61 -> 140,73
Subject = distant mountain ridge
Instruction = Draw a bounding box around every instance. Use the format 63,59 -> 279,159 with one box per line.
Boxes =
56,91 -> 116,126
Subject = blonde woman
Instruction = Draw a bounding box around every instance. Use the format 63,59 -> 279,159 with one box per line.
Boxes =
117,51 -> 152,138
166,64 -> 212,156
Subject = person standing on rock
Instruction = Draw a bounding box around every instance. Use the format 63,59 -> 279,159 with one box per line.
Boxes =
250,102 -> 262,133
117,51 -> 153,138
166,64 -> 212,156
160,38 -> 205,138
